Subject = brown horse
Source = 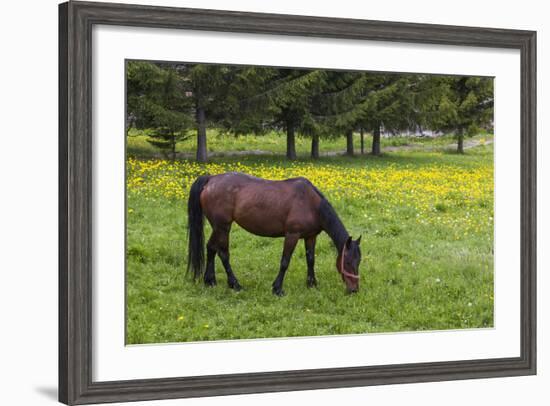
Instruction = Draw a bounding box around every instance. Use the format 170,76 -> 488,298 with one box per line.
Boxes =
187,172 -> 362,295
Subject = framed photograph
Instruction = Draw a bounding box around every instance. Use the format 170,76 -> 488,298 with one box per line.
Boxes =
59,1 -> 536,404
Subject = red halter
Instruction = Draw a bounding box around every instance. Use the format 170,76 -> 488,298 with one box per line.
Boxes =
339,245 -> 360,280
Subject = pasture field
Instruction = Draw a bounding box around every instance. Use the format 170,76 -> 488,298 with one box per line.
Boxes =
126,140 -> 494,344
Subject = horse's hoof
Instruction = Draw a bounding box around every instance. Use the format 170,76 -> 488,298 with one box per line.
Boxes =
306,278 -> 318,288
229,280 -> 242,291
204,278 -> 217,287
272,287 -> 285,297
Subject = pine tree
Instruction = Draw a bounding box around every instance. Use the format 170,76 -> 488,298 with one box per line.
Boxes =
181,64 -> 239,162
408,74 -> 449,136
430,76 -> 494,153
307,71 -> 367,157
357,74 -> 417,156
316,72 -> 450,157
312,72 -> 415,156
126,61 -> 192,160
241,68 -> 328,160
218,66 -> 279,136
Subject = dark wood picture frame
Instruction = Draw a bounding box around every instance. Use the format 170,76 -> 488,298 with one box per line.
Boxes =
59,1 -> 537,404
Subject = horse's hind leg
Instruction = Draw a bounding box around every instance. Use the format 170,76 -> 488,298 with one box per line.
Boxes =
272,233 -> 300,296
215,225 -> 242,291
204,233 -> 218,287
305,236 -> 317,288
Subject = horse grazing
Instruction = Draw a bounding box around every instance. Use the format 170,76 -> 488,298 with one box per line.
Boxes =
186,172 -> 362,295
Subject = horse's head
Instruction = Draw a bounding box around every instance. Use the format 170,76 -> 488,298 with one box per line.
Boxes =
338,236 -> 362,293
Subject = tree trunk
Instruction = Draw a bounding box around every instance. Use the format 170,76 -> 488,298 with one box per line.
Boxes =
311,133 -> 320,159
196,106 -> 208,162
360,127 -> 365,155
457,130 -> 464,154
286,122 -> 297,160
372,123 -> 381,156
345,130 -> 354,156
171,133 -> 176,161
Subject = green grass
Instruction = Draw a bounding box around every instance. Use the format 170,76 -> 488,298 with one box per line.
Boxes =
126,145 -> 494,344
126,128 -> 493,158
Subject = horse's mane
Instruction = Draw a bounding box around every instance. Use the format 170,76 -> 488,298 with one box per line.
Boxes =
309,182 -> 350,251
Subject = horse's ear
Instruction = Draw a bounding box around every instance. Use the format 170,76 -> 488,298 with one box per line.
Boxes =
357,235 -> 362,245
346,236 -> 352,248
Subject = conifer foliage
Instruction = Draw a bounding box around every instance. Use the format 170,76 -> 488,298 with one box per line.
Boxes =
429,76 -> 494,153
126,61 -> 493,160
127,62 -> 192,160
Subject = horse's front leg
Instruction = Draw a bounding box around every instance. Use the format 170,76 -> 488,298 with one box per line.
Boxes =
305,236 -> 317,288
272,233 -> 300,296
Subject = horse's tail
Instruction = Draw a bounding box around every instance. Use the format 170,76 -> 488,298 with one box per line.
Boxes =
187,175 -> 210,281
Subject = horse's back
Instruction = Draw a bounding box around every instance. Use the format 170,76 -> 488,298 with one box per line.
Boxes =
203,172 -> 314,196
200,172 -> 322,237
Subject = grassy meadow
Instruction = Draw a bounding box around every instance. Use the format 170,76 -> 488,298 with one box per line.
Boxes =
126,133 -> 494,344
126,128 -> 492,158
